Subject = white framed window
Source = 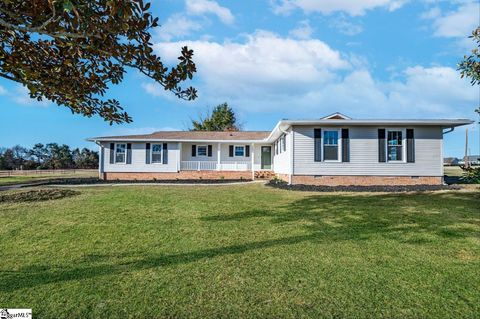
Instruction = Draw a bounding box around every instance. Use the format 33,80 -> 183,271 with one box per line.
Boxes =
234,145 -> 245,157
151,144 -> 163,163
386,129 -> 405,162
282,135 -> 286,152
322,130 -> 341,162
115,143 -> 126,163
197,145 -> 207,157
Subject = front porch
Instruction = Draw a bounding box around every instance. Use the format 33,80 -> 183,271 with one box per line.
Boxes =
178,142 -> 272,173
180,161 -> 252,171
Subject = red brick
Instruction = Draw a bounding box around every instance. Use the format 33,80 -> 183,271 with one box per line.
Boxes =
103,171 -> 252,181
290,175 -> 443,186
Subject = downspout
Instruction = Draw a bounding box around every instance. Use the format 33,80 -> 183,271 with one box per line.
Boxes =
93,140 -> 104,180
442,127 -> 454,135
441,127 -> 454,185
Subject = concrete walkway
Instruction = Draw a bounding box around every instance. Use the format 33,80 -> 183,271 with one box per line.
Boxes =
0,180 -> 265,191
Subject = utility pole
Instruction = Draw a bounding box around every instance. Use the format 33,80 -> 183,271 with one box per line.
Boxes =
475,107 -> 480,163
464,129 -> 470,168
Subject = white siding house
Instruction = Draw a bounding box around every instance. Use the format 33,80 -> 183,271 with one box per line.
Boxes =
88,113 -> 472,186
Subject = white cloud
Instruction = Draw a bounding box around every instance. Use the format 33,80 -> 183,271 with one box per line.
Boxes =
149,31 -> 476,119
423,2 -> 479,38
154,30 -> 349,99
0,85 -> 6,95
158,14 -> 202,41
12,86 -> 50,107
270,0 -> 409,16
329,15 -> 363,35
289,20 -> 314,39
186,0 -> 234,25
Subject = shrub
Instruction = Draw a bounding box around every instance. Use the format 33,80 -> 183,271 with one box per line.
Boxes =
461,166 -> 480,184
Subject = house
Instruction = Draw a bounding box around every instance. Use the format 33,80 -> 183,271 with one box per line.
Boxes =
458,155 -> 480,166
88,113 -> 473,186
443,157 -> 460,166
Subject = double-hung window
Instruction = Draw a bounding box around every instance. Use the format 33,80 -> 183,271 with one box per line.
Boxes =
197,145 -> 207,157
387,130 -> 403,161
323,130 -> 339,161
151,144 -> 163,163
235,145 -> 245,157
115,143 -> 126,163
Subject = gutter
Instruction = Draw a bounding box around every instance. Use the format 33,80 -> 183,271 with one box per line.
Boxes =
86,138 -> 268,143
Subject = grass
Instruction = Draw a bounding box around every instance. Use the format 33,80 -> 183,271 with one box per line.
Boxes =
444,166 -> 464,177
0,170 -> 97,186
0,184 -> 479,318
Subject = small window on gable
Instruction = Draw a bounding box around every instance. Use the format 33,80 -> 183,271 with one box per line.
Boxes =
151,144 -> 163,163
323,130 -> 339,161
387,130 -> 403,161
234,145 -> 245,157
197,145 -> 207,157
115,143 -> 126,163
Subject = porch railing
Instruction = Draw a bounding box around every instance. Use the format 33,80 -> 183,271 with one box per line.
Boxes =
180,161 -> 251,171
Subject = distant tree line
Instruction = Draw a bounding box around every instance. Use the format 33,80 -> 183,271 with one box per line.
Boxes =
0,143 -> 98,170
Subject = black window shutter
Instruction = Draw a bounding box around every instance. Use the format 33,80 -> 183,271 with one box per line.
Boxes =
208,145 -> 213,157
314,129 -> 322,162
145,143 -> 151,164
342,129 -> 350,162
245,145 -> 250,157
378,129 -> 386,162
406,129 -> 415,163
192,145 -> 196,157
109,143 -> 114,164
163,143 -> 168,164
126,143 -> 132,164
229,145 -> 234,157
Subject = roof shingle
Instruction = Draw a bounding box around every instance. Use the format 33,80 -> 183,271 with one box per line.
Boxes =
91,131 -> 270,141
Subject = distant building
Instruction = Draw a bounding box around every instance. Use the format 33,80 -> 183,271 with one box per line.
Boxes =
458,155 -> 480,166
444,157 -> 459,166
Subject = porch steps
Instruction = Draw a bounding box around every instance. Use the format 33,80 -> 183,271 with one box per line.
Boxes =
254,171 -> 276,180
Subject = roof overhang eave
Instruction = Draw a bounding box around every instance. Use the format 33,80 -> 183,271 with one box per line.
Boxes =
86,138 -> 269,143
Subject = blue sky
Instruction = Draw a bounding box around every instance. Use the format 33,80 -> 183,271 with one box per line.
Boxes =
0,0 -> 479,157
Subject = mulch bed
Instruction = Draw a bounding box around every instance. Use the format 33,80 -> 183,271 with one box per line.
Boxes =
266,180 -> 461,193
0,189 -> 80,203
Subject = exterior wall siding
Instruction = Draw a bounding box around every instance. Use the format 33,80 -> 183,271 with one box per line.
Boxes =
292,126 -> 443,177
273,129 -> 292,174
102,142 -> 180,173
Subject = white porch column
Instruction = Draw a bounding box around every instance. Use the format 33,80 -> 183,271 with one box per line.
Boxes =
178,142 -> 182,172
217,142 -> 221,170
251,143 -> 255,180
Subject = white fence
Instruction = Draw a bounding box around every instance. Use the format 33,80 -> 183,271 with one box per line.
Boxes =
180,161 -> 251,171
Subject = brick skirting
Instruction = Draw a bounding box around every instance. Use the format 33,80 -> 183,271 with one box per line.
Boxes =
290,175 -> 443,186
102,171 -> 253,181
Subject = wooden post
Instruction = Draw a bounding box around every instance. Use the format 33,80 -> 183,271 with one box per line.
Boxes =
251,143 -> 255,180
217,142 -> 221,171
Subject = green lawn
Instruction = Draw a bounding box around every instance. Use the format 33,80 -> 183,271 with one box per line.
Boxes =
444,166 -> 463,177
0,184 -> 479,318
0,170 -> 97,186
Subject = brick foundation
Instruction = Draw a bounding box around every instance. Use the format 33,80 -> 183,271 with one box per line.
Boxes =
102,171 -> 253,181
291,175 -> 443,186
275,174 -> 290,183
